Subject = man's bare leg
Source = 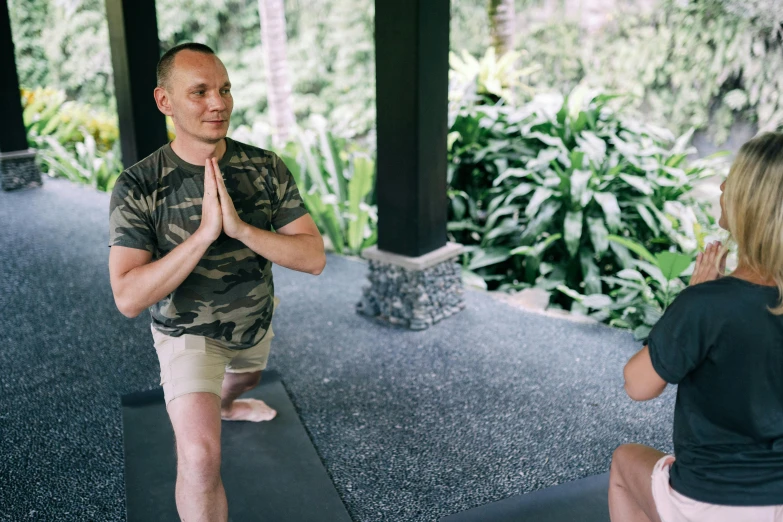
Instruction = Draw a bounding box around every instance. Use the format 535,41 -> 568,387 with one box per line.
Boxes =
167,392 -> 227,522
220,370 -> 277,422
608,443 -> 668,522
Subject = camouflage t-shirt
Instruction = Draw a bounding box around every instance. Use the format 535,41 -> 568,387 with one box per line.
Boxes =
108,137 -> 308,349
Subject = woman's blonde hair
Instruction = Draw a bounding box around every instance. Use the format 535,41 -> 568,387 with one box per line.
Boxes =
723,131 -> 783,314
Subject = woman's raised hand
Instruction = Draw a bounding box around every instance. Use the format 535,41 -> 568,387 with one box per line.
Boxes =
689,241 -> 727,286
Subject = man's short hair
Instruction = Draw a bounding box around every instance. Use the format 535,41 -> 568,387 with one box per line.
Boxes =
157,42 -> 216,89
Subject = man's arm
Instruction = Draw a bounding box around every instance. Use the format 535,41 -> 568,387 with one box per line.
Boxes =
109,230 -> 215,318
235,214 -> 326,275
623,346 -> 668,401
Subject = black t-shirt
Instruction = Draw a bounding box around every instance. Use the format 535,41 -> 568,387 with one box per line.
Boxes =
647,276 -> 783,506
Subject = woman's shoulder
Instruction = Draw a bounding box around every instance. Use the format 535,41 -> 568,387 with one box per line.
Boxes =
673,276 -> 779,314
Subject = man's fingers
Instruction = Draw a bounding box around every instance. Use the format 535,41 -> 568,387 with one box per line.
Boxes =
213,159 -> 224,187
205,158 -> 216,191
213,161 -> 228,201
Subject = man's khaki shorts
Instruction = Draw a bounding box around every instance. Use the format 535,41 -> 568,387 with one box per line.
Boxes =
150,298 -> 278,406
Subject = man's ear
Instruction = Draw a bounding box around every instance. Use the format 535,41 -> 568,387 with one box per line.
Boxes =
154,87 -> 173,116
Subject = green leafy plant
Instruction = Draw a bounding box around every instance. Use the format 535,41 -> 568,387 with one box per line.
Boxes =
448,84 -> 725,314
36,133 -> 123,192
561,238 -> 694,340
449,47 -> 540,106
522,0 -> 783,145
272,119 -> 377,256
22,87 -> 119,151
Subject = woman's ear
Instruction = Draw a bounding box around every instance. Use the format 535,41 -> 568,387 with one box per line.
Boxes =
154,87 -> 174,116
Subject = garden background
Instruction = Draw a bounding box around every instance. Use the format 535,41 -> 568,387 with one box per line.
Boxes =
10,0 -> 783,339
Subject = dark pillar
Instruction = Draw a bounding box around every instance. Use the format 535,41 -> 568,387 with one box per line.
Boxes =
105,0 -> 168,168
0,0 -> 41,191
357,0 -> 465,330
375,0 -> 450,257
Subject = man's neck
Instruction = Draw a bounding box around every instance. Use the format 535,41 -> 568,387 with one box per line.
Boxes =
170,137 -> 227,167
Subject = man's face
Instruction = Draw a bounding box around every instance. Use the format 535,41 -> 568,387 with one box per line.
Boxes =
162,51 -> 233,145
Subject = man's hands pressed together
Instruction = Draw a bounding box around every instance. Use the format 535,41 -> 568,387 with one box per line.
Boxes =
198,157 -> 224,243
197,156 -> 326,275
209,157 -> 248,240
197,157 -> 248,242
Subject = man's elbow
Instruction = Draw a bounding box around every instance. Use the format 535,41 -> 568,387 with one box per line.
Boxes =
115,295 -> 140,319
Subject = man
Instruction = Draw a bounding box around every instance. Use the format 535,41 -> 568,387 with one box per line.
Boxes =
108,42 -> 325,521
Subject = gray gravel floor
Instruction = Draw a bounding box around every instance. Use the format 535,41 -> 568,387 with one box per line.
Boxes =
0,177 -> 675,521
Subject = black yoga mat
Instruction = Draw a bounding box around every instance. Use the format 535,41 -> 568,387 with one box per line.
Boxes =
440,473 -> 610,522
121,370 -> 353,522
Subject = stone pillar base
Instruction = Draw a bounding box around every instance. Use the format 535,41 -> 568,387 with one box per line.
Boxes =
1,149 -> 42,191
356,242 -> 466,330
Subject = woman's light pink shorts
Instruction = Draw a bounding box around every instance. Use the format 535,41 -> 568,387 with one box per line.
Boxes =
651,455 -> 783,522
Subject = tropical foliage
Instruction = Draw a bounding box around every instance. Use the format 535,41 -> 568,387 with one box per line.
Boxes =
447,84 -> 724,317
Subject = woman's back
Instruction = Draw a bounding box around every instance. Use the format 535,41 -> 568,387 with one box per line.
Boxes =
648,275 -> 783,505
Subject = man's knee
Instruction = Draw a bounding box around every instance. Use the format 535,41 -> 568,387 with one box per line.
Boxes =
177,438 -> 222,486
228,370 -> 262,390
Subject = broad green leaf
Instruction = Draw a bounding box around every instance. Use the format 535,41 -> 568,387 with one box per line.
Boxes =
519,202 -> 561,244
580,250 -> 602,294
447,131 -> 461,151
570,149 -> 585,170
620,174 -> 654,195
634,260 -> 667,288
655,251 -> 692,281
567,84 -> 589,120
503,183 -> 535,204
525,187 -> 554,218
643,305 -> 663,325
556,284 -> 584,302
494,168 -> 532,186
576,131 -> 607,164
609,241 -> 634,269
564,210 -> 584,257
607,235 -> 657,265
462,268 -> 488,290
594,192 -> 622,231
526,148 -> 560,171
510,233 -> 562,256
581,294 -> 613,309
572,111 -> 588,134
587,216 -> 609,256
468,247 -> 511,270
633,325 -> 652,341
636,204 -> 660,237
617,268 -> 645,282
671,127 -> 696,155
528,132 -> 565,148
451,196 -> 466,221
483,221 -> 522,243
346,155 -> 374,253
570,169 -> 592,207
447,221 -> 484,232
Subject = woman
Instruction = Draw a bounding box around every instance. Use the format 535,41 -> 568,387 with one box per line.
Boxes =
609,132 -> 783,522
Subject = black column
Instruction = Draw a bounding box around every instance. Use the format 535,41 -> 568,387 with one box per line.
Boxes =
0,0 -> 29,154
105,0 -> 167,168
374,0 -> 450,258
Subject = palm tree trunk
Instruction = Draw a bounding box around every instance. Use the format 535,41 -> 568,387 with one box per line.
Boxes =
258,0 -> 295,145
488,0 -> 516,57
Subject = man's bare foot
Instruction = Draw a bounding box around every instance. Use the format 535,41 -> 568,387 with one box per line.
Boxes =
221,399 -> 277,422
